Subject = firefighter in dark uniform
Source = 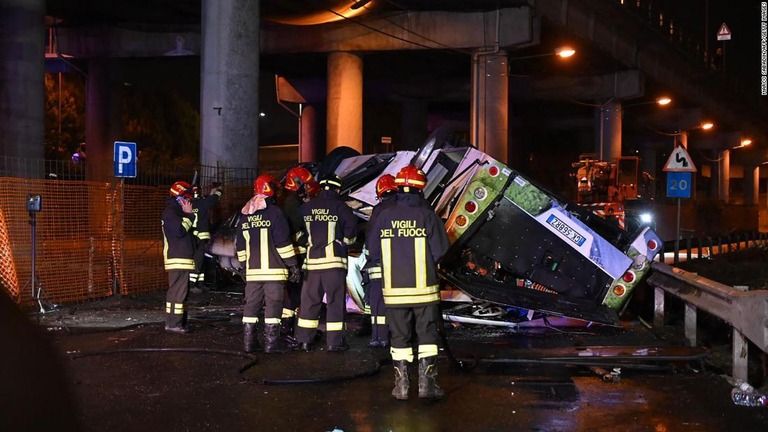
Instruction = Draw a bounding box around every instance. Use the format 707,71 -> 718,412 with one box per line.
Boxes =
295,174 -> 358,352
367,165 -> 450,400
189,184 -> 222,292
235,175 -> 301,353
278,166 -> 319,341
363,174 -> 398,348
161,181 -> 196,333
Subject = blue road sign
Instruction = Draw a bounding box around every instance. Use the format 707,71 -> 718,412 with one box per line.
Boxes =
114,141 -> 137,178
666,172 -> 691,198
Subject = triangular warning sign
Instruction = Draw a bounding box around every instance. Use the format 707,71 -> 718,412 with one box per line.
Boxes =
717,22 -> 731,41
663,146 -> 697,173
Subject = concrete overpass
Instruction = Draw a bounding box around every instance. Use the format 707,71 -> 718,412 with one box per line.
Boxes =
1,0 -> 766,215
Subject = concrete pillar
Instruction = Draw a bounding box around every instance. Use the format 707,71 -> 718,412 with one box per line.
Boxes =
471,50 -> 508,163
201,0 -> 260,170
326,52 -> 363,154
0,0 -> 45,176
595,100 -> 622,162
299,104 -> 318,163
709,150 -> 719,199
401,99 -> 428,151
744,165 -> 758,206
718,149 -> 730,203
86,58 -> 122,182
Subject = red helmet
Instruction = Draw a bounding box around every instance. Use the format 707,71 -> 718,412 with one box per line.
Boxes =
395,165 -> 427,190
253,174 -> 277,197
170,181 -> 192,198
283,166 -> 315,192
376,174 -> 397,199
304,180 -> 320,198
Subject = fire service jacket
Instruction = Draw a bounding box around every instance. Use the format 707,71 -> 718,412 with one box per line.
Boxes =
235,202 -> 298,281
161,197 -> 195,270
366,193 -> 450,307
298,189 -> 358,271
192,190 -> 222,240
364,193 -> 398,281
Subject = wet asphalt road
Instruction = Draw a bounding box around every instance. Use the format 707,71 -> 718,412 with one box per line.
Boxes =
44,298 -> 768,432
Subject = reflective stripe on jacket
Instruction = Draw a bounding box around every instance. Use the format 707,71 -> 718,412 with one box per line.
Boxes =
367,193 -> 449,307
192,191 -> 221,240
235,202 -> 298,282
161,197 -> 195,270
299,190 -> 358,271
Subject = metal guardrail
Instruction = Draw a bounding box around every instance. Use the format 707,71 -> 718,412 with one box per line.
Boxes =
660,232 -> 768,264
647,262 -> 768,382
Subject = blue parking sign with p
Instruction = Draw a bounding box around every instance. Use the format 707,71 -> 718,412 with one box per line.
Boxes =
114,141 -> 137,178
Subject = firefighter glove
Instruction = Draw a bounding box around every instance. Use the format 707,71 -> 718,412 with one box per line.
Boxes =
288,265 -> 301,284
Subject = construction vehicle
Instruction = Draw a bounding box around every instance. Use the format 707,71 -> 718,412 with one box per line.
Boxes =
211,129 -> 662,326
571,153 -> 656,234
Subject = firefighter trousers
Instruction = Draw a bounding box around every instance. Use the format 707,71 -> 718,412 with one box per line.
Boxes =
165,270 -> 190,328
297,269 -> 346,347
243,281 -> 284,324
190,238 -> 209,285
282,255 -> 303,319
368,278 -> 389,342
387,304 -> 441,362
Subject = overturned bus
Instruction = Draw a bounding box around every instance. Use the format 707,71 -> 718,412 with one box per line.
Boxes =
213,129 -> 662,326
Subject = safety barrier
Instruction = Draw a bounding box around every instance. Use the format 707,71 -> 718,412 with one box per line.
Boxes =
647,262 -> 768,383
660,232 -> 768,264
0,177 -> 255,307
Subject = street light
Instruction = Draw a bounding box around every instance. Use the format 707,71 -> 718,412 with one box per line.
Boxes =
555,46 -> 576,58
511,46 -> 577,61
624,96 -> 673,108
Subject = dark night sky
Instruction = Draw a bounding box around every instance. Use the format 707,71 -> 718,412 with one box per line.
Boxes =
659,1 -> 763,85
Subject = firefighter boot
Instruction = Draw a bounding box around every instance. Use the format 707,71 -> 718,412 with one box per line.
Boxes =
243,323 -> 261,353
165,313 -> 188,333
264,324 -> 290,354
392,360 -> 410,400
418,357 -> 445,400
280,317 -> 298,349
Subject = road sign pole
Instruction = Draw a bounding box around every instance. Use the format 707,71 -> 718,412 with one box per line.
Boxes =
674,198 -> 681,265
722,41 -> 726,74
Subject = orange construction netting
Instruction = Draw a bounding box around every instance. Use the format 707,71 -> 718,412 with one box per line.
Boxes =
0,178 -> 168,306
0,177 -> 255,307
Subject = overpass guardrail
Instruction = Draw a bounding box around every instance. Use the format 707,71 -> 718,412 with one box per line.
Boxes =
659,232 -> 768,264
647,261 -> 768,384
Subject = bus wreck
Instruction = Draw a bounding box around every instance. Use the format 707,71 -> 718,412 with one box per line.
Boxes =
212,129 -> 662,327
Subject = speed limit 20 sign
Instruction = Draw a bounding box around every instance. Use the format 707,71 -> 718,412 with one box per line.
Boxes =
666,172 -> 692,198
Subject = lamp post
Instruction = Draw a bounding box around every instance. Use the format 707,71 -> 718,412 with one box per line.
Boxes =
508,46 -> 577,62
597,96 -> 672,163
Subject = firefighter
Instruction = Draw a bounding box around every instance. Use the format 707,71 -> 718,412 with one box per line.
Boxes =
235,175 -> 301,353
367,165 -> 450,400
295,174 -> 358,352
362,174 -> 398,348
189,183 -> 223,292
161,181 -> 196,333
277,166 -> 319,342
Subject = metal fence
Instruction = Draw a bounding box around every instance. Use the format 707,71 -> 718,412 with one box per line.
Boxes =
0,155 -> 261,186
0,156 -> 275,307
